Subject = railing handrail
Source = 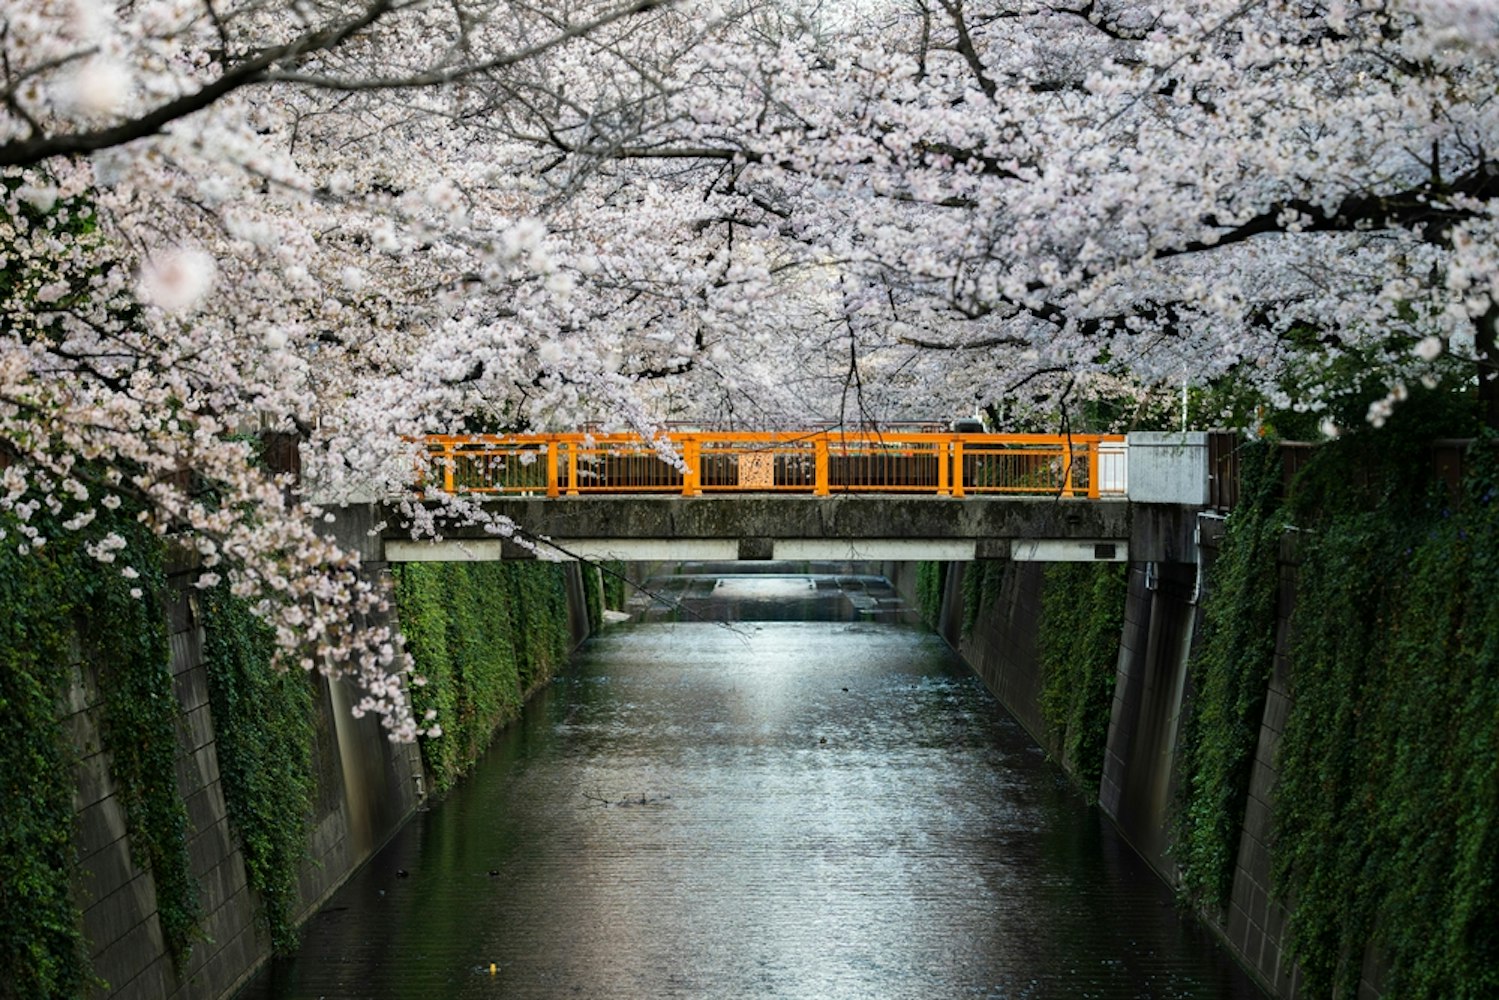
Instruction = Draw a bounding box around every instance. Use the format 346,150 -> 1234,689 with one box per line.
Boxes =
422,431 -> 1124,443
415,431 -> 1127,499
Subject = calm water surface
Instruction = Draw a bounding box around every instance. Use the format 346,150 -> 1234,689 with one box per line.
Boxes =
243,570 -> 1263,999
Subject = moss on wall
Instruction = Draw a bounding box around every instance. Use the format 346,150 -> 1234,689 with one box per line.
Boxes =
602,560 -> 628,611
1271,425 -> 1499,998
915,561 -> 947,630
82,527 -> 200,969
583,563 -> 604,633
393,561 -> 572,794
960,558 -> 1007,637
0,515 -> 89,999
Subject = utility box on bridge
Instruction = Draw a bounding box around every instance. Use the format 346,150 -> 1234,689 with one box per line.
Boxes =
1125,432 -> 1210,505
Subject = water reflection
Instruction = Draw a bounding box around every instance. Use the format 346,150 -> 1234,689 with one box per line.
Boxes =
241,566 -> 1263,1000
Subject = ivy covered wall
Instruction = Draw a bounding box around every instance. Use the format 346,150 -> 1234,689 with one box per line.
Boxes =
199,584 -> 316,955
0,503 -> 199,997
0,512 -> 93,999
1175,441 -> 1286,907
1,501 -> 416,997
0,498 -> 588,997
1176,411 -> 1499,997
393,561 -> 574,794
1274,437 -> 1498,998
1036,562 -> 1127,791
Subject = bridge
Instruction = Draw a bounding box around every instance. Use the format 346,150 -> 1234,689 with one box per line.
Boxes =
415,430 -> 1128,499
325,431 -> 1215,567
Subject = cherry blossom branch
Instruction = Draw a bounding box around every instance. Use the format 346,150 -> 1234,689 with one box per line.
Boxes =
265,0 -> 679,91
0,0 -> 397,167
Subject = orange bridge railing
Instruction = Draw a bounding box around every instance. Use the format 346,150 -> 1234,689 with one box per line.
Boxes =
417,432 -> 1127,499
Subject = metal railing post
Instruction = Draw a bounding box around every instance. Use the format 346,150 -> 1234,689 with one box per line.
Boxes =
814,436 -> 830,496
1061,438 -> 1075,497
952,440 -> 965,498
443,441 -> 456,494
566,441 -> 579,495
682,437 -> 701,496
546,439 -> 560,498
1087,437 -> 1100,499
937,438 -> 950,495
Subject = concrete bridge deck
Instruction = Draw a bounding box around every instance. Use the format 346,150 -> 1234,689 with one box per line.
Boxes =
327,495 -> 1200,566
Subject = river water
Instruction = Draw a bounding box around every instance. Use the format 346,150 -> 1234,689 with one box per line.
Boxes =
242,567 -> 1264,1000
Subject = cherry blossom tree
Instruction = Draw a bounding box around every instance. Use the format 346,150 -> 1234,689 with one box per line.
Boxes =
0,0 -> 704,739
5,0 -> 1499,736
520,0 -> 1499,430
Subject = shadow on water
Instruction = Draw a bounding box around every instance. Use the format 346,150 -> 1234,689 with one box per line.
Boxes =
240,562 -> 1265,1000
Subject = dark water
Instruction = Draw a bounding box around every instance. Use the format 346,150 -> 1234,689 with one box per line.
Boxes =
242,570 -> 1264,1000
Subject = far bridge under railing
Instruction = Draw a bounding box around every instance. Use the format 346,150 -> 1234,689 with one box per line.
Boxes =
417,431 -> 1127,499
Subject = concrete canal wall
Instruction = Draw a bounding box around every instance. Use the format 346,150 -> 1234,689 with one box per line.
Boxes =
65,558 -> 593,1000
889,540 -> 1314,1000
69,558 -> 424,1000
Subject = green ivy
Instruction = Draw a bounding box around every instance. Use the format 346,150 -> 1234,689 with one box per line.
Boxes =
1270,425 -> 1499,998
960,559 -> 1007,636
505,562 -> 571,692
1176,389 -> 1498,997
1174,440 -> 1286,906
0,498 -> 201,990
77,515 -> 200,967
394,561 -> 571,794
0,514 -> 88,999
582,564 -> 604,633
1037,561 -> 1127,789
915,561 -> 947,630
602,560 -> 628,611
199,584 -> 315,955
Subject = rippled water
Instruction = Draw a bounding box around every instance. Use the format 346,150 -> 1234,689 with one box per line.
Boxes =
242,571 -> 1263,999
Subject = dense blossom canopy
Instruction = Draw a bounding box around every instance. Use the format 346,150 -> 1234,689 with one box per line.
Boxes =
3,0 -> 1497,733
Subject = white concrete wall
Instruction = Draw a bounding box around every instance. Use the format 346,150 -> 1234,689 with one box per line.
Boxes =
1125,432 -> 1210,505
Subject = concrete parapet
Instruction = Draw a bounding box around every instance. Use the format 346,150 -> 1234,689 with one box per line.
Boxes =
1126,432 -> 1211,505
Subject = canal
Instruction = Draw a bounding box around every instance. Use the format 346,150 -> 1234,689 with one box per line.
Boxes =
241,566 -> 1264,999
